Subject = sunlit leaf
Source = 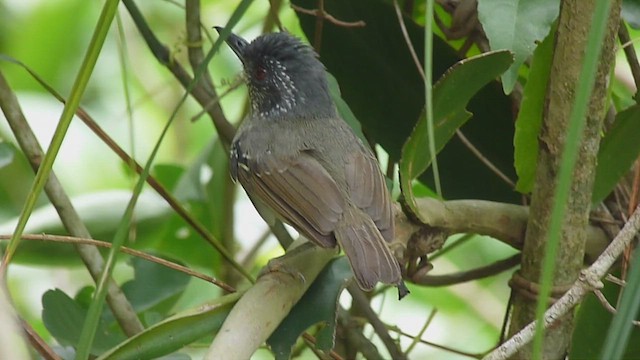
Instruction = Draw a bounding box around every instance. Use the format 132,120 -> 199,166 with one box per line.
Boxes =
477,0 -> 559,93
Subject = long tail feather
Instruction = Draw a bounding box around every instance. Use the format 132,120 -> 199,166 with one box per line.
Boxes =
334,208 -> 405,296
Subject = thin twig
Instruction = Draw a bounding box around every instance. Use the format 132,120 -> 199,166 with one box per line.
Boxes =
290,2 -> 366,51
393,0 -> 425,79
191,76 -> 244,122
455,130 -> 516,188
290,3 -> 366,28
414,254 -> 520,286
618,20 -> 640,96
348,284 -> 406,360
593,289 -> 640,326
21,318 -> 61,360
338,307 -> 384,359
264,0 -> 284,32
606,273 -> 626,286
0,234 -> 236,292
394,0 -> 513,190
405,308 -> 437,355
302,332 -> 344,360
392,328 -> 484,359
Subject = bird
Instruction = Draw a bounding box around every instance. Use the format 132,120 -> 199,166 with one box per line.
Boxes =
216,28 -> 409,299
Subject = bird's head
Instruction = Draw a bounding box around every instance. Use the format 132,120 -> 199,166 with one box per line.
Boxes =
216,28 -> 335,119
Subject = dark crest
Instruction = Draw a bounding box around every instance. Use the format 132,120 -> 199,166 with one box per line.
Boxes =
225,31 -> 335,119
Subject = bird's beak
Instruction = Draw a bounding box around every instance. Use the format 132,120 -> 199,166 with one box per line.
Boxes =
214,26 -> 249,63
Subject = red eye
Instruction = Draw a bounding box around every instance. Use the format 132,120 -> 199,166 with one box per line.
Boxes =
255,66 -> 267,81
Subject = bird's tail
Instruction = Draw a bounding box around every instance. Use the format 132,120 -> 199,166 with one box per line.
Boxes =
335,208 -> 408,298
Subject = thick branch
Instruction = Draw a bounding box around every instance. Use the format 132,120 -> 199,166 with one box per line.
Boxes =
0,72 -> 144,336
204,243 -> 336,360
396,199 -> 609,261
484,204 -> 640,360
506,1 -> 622,358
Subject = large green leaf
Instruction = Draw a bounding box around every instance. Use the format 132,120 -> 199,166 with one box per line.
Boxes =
514,25 -> 555,193
267,257 -> 352,359
42,289 -> 125,355
571,279 -> 640,359
477,0 -> 560,93
400,50 -> 513,215
592,104 -> 640,204
98,293 -> 241,360
293,0 -> 519,203
120,256 -> 190,318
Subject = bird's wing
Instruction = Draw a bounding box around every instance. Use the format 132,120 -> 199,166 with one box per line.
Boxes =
236,150 -> 344,248
344,150 -> 394,242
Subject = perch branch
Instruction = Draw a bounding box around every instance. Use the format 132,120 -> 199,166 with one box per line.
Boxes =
204,243 -> 337,360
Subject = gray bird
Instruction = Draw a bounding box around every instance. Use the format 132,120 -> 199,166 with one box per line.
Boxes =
217,28 -> 408,299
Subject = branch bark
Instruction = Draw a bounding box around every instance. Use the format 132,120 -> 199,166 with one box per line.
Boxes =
506,1 -> 622,358
484,204 -> 640,360
204,243 -> 336,360
397,199 -> 609,261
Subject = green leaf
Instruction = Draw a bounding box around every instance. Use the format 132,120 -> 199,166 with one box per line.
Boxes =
400,50 -> 513,216
42,289 -> 125,355
592,104 -> 640,204
601,244 -> 640,358
121,256 -> 190,318
571,280 -> 640,359
152,164 -> 185,193
97,293 -> 241,360
514,26 -> 555,193
477,0 -> 560,93
267,257 -> 352,359
622,0 -> 640,29
0,142 -> 14,169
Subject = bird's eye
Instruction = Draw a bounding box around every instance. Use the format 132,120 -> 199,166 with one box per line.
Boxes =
255,66 -> 267,81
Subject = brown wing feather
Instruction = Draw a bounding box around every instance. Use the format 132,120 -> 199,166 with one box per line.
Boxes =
237,151 -> 344,248
345,150 -> 394,242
